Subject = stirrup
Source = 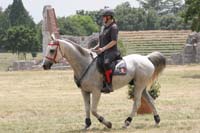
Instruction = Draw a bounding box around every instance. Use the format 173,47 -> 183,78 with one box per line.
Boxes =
101,83 -> 113,93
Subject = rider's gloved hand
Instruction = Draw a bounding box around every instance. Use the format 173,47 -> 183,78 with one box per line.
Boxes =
91,47 -> 105,55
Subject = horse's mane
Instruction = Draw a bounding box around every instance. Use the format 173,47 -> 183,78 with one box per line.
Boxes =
63,39 -> 90,56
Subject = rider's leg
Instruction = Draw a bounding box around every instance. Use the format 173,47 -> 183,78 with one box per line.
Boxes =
102,57 -> 113,93
100,52 -> 117,93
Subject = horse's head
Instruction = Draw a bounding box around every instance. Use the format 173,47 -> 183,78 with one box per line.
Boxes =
42,40 -> 63,70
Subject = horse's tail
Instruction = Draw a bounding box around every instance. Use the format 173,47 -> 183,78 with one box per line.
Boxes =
147,51 -> 166,88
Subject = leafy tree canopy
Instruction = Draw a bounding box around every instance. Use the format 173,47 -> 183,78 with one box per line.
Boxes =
5,26 -> 39,58
184,0 -> 200,32
58,15 -> 98,36
9,0 -> 35,27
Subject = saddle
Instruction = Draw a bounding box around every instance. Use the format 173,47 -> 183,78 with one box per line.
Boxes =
113,59 -> 127,75
97,58 -> 127,76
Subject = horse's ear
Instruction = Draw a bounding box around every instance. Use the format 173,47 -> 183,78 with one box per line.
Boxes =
51,33 -> 56,41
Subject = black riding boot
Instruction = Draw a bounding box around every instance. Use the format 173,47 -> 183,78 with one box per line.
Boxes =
101,69 -> 113,93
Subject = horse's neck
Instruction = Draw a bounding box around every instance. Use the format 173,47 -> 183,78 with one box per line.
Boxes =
60,40 -> 91,77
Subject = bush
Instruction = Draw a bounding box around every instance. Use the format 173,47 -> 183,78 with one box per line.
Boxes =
118,39 -> 126,56
128,80 -> 161,100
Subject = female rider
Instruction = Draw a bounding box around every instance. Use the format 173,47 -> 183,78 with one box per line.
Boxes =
92,8 -> 120,93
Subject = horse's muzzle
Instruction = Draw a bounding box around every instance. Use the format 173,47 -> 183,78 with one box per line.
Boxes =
43,62 -> 53,70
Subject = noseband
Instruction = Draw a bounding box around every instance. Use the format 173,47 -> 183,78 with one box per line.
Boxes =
45,41 -> 64,63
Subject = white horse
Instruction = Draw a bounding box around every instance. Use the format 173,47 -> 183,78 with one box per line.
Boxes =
42,37 -> 166,129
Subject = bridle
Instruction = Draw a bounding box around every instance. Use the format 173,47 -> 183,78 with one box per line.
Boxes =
46,39 -> 97,88
45,41 -> 64,63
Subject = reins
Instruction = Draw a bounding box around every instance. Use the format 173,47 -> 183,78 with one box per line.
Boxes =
74,53 -> 97,88
46,39 -> 96,88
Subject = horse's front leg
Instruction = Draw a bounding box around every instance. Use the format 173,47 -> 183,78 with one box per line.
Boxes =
81,90 -> 91,129
91,90 -> 112,128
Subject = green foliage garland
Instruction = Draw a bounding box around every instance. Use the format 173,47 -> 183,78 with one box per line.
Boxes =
128,80 -> 161,100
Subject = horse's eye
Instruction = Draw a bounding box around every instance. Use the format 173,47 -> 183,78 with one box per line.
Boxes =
50,49 -> 55,54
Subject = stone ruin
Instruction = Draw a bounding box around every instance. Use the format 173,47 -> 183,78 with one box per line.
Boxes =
42,5 -> 60,55
12,61 -> 35,71
171,32 -> 200,64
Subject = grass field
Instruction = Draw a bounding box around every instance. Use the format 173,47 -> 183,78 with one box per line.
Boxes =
0,53 -> 43,71
0,65 -> 200,133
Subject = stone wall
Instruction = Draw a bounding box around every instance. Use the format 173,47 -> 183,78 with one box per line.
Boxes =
12,61 -> 36,71
170,32 -> 200,64
61,33 -> 99,48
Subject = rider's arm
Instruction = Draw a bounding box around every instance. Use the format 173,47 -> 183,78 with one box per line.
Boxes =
102,40 -> 117,51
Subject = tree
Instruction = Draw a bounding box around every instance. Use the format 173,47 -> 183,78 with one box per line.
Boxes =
115,2 -> 132,30
77,10 -> 102,26
0,0 -> 41,57
4,5 -> 12,17
0,7 -> 2,13
9,0 -> 35,27
115,2 -> 147,31
137,0 -> 163,13
0,13 -> 10,31
159,15 -> 178,29
0,11 -> 10,50
161,0 -> 184,15
58,15 -> 98,36
158,14 -> 188,30
146,9 -> 159,30
184,0 -> 200,32
137,0 -> 184,15
6,26 -> 39,59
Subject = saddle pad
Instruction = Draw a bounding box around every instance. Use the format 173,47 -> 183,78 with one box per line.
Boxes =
113,59 -> 127,75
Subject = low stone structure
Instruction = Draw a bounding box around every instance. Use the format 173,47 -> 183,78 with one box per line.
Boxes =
61,33 -> 99,48
12,61 -> 36,71
170,32 -> 200,64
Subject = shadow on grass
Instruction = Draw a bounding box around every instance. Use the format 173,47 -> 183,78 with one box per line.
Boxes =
182,75 -> 200,79
64,127 -> 131,133
65,124 -> 160,133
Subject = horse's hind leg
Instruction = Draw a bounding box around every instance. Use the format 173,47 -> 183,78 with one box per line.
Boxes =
142,89 -> 160,125
81,90 -> 91,129
123,83 -> 145,128
91,91 -> 112,128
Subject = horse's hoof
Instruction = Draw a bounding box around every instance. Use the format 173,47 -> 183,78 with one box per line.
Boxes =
84,118 -> 91,130
81,127 -> 88,131
83,126 -> 90,130
123,117 -> 132,129
155,123 -> 160,127
154,115 -> 160,125
122,123 -> 130,129
106,122 -> 112,129
122,125 -> 128,129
